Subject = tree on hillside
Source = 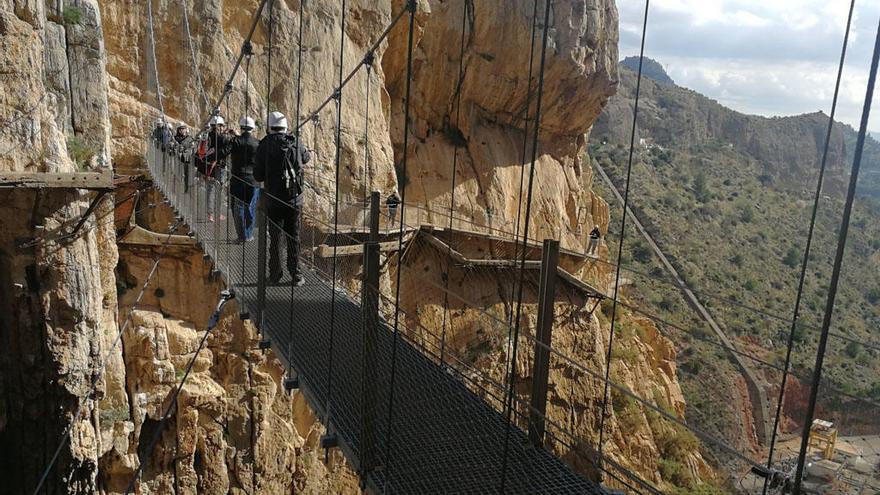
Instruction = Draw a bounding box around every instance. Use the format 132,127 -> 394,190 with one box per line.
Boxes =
693,172 -> 710,202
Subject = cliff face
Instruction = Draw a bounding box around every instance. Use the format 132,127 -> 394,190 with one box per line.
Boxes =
100,0 -> 618,250
104,242 -> 358,494
0,1 -> 120,493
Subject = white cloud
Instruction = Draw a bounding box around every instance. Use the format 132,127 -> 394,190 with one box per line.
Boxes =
615,0 -> 880,131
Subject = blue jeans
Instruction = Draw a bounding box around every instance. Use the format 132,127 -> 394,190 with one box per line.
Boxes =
233,188 -> 259,241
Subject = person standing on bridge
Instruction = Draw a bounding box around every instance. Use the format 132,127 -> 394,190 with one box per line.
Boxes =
254,111 -> 311,287
172,123 -> 193,193
230,116 -> 260,242
151,118 -> 171,151
197,115 -> 233,222
587,225 -> 602,256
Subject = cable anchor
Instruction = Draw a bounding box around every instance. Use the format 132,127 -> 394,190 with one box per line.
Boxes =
363,51 -> 375,67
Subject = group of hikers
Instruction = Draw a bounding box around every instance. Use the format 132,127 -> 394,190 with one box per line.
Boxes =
150,112 -> 606,289
152,111 -> 310,287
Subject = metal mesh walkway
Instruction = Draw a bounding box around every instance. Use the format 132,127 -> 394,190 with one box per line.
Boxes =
147,145 -> 606,494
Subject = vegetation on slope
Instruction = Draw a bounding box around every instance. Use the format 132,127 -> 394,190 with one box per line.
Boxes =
586,61 -> 880,476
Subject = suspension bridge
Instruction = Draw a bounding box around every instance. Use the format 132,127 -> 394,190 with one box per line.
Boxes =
25,0 -> 880,492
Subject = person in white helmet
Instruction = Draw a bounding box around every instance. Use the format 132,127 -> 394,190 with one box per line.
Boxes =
254,111 -> 311,286
230,116 -> 260,241
151,117 -> 171,151
196,114 -> 233,221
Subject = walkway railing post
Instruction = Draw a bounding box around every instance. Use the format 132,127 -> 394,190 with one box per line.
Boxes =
369,191 -> 380,242
361,240 -> 380,483
256,190 -> 268,331
528,238 -> 559,448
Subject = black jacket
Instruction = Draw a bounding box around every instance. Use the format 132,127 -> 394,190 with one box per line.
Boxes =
196,130 -> 233,177
254,133 -> 311,209
589,227 -> 601,240
151,126 -> 171,150
230,132 -> 259,186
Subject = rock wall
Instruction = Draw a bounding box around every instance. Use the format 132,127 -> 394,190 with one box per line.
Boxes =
99,0 -> 617,249
0,1 -> 119,493
107,242 -> 359,494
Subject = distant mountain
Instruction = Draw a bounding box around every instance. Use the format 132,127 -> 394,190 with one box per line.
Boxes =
594,64 -> 880,195
620,56 -> 674,85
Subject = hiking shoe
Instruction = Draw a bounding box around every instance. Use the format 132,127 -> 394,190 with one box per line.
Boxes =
269,272 -> 283,285
293,274 -> 305,287
207,214 -> 215,222
219,214 -> 226,221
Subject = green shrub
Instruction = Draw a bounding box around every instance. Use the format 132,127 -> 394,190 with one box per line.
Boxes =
658,459 -> 695,489
867,287 -> 880,304
66,135 -> 94,170
783,247 -> 800,268
844,341 -> 862,359
693,172 -> 710,202
62,6 -> 83,25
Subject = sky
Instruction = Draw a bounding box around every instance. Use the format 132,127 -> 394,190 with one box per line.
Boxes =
617,0 -> 880,135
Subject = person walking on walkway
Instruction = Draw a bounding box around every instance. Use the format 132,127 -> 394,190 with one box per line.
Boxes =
197,115 -> 233,221
587,225 -> 602,256
254,111 -> 311,286
230,116 -> 260,242
172,123 -> 193,192
151,118 -> 171,151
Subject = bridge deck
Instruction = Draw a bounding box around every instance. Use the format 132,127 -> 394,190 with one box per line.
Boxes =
149,153 -> 605,494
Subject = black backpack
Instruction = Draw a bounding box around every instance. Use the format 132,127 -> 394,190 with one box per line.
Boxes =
280,137 -> 304,201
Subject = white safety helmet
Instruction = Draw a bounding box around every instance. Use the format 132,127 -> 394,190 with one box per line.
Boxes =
155,117 -> 164,127
209,115 -> 226,127
239,116 -> 256,130
177,123 -> 187,130
268,111 -> 288,132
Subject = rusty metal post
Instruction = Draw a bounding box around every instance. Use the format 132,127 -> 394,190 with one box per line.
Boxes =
528,239 -> 559,448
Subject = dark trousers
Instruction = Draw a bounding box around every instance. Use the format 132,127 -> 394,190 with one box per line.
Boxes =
268,204 -> 301,278
182,160 -> 190,193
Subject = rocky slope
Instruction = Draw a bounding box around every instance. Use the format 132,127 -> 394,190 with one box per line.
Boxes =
590,59 -> 880,475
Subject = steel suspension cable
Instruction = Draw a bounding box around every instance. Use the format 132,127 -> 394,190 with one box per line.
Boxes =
288,0 -> 306,388
793,14 -> 880,493
762,2 -> 856,492
439,0 -> 470,366
265,0 -> 274,133
31,218 -> 183,495
325,0 -> 347,438
241,53 -> 252,287
294,7 -> 410,132
362,58 -> 373,228
597,0 -> 650,466
124,291 -> 234,494
146,0 -> 165,118
498,0 -> 553,489
181,0 -> 210,111
501,0 -> 539,408
384,1 -> 417,489
196,0 -> 271,132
